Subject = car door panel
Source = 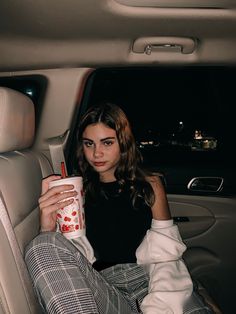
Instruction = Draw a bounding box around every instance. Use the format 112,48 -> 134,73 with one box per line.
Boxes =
169,199 -> 215,238
168,194 -> 236,312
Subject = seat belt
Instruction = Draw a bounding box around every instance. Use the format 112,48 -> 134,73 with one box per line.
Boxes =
47,129 -> 70,175
0,194 -> 40,313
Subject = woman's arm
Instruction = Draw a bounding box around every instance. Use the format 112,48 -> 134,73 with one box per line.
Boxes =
137,175 -> 193,314
147,175 -> 171,220
39,175 -> 95,263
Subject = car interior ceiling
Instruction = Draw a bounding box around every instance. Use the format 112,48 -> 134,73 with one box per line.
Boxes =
0,1 -> 236,70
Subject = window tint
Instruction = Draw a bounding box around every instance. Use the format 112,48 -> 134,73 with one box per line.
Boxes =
74,67 -> 236,196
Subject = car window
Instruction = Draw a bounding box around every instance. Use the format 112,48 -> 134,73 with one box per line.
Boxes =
0,75 -> 47,130
69,67 -> 236,196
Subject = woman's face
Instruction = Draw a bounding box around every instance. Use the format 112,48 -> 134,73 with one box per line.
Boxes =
82,122 -> 121,182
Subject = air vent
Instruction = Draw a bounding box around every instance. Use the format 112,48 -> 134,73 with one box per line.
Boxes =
114,0 -> 235,9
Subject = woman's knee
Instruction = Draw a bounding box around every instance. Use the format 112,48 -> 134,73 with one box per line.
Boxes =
25,232 -> 80,268
26,232 -> 77,253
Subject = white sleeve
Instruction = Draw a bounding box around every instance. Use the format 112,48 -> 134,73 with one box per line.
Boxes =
71,236 -> 96,264
136,219 -> 193,314
55,224 -> 96,265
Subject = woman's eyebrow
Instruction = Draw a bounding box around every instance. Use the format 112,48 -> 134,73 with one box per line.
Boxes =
101,137 -> 116,141
82,137 -> 93,141
82,137 -> 116,142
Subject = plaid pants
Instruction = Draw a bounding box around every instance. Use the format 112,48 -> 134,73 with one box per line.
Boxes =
25,232 -> 214,314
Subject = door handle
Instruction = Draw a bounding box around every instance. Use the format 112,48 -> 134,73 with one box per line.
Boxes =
187,177 -> 224,192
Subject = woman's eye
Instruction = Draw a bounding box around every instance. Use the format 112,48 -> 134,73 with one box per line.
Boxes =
103,140 -> 113,146
83,141 -> 93,147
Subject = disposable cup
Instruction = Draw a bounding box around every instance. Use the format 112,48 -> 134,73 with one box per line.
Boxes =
49,176 -> 85,239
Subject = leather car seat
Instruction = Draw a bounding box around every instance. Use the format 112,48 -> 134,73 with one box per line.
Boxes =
0,87 -> 53,314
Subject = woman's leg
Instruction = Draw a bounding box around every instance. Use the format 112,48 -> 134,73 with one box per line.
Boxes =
100,264 -> 149,312
101,264 -> 214,314
25,232 -> 136,314
183,290 -> 215,314
183,280 -> 216,314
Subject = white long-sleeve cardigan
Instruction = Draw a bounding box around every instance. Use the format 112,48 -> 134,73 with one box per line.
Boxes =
136,219 -> 193,314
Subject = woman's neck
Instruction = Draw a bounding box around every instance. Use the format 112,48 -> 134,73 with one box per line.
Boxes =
100,179 -> 117,183
99,174 -> 116,183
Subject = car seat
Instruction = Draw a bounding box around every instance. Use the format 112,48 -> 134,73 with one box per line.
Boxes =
0,87 -> 53,313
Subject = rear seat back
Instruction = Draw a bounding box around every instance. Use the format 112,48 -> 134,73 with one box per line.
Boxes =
0,87 -> 53,313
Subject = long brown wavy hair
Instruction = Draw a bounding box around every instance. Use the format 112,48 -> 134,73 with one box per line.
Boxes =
76,103 -> 155,207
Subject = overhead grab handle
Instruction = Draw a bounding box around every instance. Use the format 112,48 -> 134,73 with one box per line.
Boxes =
133,37 -> 196,54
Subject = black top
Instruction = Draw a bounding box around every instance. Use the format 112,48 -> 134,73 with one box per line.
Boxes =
85,181 -> 152,269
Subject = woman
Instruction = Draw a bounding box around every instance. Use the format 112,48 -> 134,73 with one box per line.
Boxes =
25,103 -> 212,313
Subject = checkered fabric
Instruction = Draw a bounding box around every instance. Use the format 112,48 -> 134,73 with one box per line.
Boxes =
25,232 -> 214,314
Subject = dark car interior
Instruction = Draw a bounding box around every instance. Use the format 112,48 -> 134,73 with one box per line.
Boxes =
1,0 -> 236,313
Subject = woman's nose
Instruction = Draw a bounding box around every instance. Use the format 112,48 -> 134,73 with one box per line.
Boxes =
93,145 -> 103,158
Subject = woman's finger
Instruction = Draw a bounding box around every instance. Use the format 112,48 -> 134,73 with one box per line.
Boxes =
39,190 -> 78,209
40,198 -> 75,216
39,184 -> 75,202
41,175 -> 61,195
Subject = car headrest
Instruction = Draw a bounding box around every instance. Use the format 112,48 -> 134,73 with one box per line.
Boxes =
0,87 -> 35,153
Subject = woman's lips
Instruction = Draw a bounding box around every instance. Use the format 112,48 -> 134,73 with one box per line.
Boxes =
93,162 -> 106,167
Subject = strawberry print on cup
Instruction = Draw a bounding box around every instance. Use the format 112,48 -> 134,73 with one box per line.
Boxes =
49,176 -> 85,239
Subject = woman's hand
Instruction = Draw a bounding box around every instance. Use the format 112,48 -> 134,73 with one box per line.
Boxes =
39,175 -> 78,232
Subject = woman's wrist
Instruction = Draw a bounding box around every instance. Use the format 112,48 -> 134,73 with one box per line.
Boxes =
40,225 -> 57,233
151,218 -> 173,229
40,228 -> 54,233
